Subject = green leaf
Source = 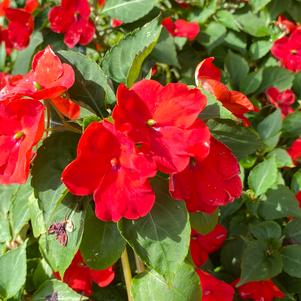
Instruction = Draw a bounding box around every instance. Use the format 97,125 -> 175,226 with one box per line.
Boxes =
284,219 -> 301,244
220,239 -> 245,276
238,240 -> 283,285
31,132 -> 80,225
257,66 -> 294,93
248,156 -> 278,197
249,0 -> 272,13
102,17 -> 162,87
29,193 -> 46,238
102,0 -> 157,23
12,31 -> 43,74
249,40 -> 272,60
33,259 -> 53,288
189,210 -> 218,235
151,28 -> 179,67
257,109 -> 282,150
80,206 -> 125,270
249,221 -> 282,240
32,279 -> 87,301
58,50 -> 115,116
267,148 -> 294,168
39,194 -> 87,277
0,182 -> 32,242
216,10 -> 241,31
198,90 -> 237,121
258,185 -> 301,220
292,170 -> 301,193
224,31 -> 247,55
0,243 -> 27,299
283,111 -> 301,138
225,51 -> 249,89
118,178 -> 190,280
198,22 -> 226,52
293,72 -> 301,99
239,70 -> 263,95
194,0 -> 217,23
131,263 -> 201,301
208,119 -> 261,160
236,12 -> 271,37
282,245 -> 301,278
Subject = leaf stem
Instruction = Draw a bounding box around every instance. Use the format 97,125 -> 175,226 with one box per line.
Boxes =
121,248 -> 133,301
134,253 -> 145,274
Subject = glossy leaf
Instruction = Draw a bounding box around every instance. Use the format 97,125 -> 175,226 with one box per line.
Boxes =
118,178 -> 190,280
80,206 -> 125,270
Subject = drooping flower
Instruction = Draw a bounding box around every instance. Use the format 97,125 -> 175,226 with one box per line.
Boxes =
4,8 -> 34,50
195,57 -> 256,125
266,87 -> 295,116
62,120 -> 157,222
48,0 -> 95,48
197,270 -> 234,301
0,46 -> 80,120
170,137 -> 242,213
271,28 -> 301,72
54,251 -> 115,296
190,224 -> 227,267
112,79 -> 209,174
0,97 -> 44,184
234,279 -> 285,301
162,17 -> 200,40
275,15 -> 298,34
288,138 -> 301,164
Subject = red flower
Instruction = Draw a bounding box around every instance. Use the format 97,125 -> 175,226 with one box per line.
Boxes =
266,87 -> 295,116
162,17 -> 200,41
54,251 -> 115,296
235,279 -> 285,301
197,270 -> 234,301
174,0 -> 189,9
0,46 -> 79,120
62,120 -> 157,222
190,224 -> 227,267
195,57 -> 256,125
0,97 -> 44,184
271,28 -> 301,72
275,15 -> 298,34
111,18 -> 123,28
98,0 -> 106,6
113,80 -> 209,174
288,138 -> 301,164
4,8 -> 34,50
170,137 -> 242,213
48,0 -> 95,48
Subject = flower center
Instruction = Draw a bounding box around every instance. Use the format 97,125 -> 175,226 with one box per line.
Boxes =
146,119 -> 156,126
14,131 -> 25,140
291,49 -> 297,55
33,81 -> 42,90
110,157 -> 119,171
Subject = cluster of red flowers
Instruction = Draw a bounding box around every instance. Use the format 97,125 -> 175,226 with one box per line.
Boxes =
272,17 -> 301,72
0,0 -> 38,53
0,46 -> 79,184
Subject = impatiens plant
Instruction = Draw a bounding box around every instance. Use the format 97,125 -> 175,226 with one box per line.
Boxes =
2,0 -> 301,300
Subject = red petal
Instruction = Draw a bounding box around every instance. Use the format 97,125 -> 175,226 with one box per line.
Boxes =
170,138 -> 242,213
197,270 -> 234,301
195,57 -> 222,84
90,267 -> 115,287
51,97 -> 80,120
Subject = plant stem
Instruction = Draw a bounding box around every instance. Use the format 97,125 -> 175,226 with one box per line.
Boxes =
134,253 -> 145,274
121,248 -> 133,301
